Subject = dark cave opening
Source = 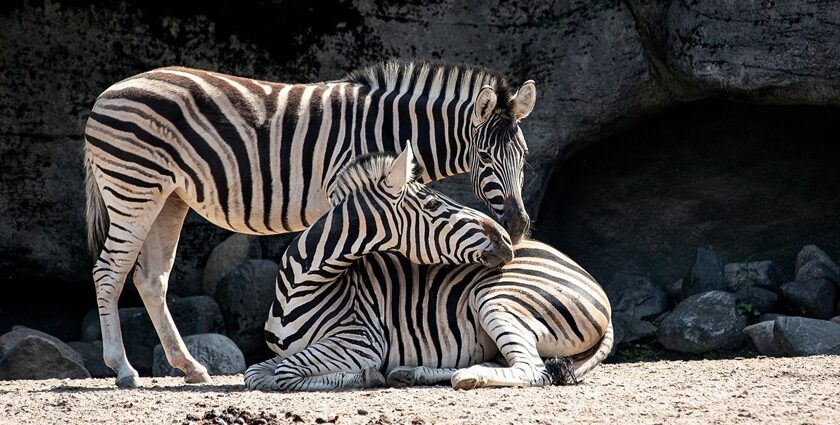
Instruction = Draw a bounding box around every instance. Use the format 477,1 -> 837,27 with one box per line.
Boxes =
536,99 -> 840,287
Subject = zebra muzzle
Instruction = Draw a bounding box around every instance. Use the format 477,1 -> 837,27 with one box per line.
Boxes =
479,219 -> 514,267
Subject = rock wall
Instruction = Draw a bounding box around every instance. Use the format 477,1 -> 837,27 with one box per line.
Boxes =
2,0 -> 840,338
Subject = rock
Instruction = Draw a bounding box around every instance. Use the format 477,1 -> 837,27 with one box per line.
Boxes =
796,245 -> 840,277
657,291 -> 747,354
603,273 -> 669,320
152,334 -> 245,377
682,248 -> 725,299
796,260 -> 840,286
612,313 -> 656,344
734,286 -> 778,316
667,279 -> 683,302
0,327 -> 89,380
202,234 -> 262,296
756,313 -> 785,324
67,341 -> 114,378
831,316 -> 840,325
80,296 -> 224,374
779,279 -> 837,320
741,321 -> 784,357
215,259 -> 278,356
724,261 -> 782,292
773,317 -> 840,356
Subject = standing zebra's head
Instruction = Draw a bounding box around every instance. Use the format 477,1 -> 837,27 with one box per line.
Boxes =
469,79 -> 536,244
329,143 -> 514,268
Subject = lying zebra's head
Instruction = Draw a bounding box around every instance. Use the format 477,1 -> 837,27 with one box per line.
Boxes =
329,143 -> 514,268
469,79 -> 536,244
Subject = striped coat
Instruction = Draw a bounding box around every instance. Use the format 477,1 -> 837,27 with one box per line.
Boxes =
245,151 -> 611,391
83,60 -> 536,387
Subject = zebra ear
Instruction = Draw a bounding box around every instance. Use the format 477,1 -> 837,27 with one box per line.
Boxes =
472,85 -> 497,126
512,80 -> 536,121
384,141 -> 415,192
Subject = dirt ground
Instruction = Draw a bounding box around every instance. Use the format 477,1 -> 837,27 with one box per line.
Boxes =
1,356 -> 838,424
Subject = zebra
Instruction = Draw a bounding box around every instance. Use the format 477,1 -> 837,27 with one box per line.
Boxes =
244,147 -> 613,391
83,60 -> 536,387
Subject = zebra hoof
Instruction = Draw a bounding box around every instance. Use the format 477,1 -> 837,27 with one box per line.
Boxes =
451,370 -> 483,390
386,367 -> 417,387
115,374 -> 141,388
185,369 -> 212,384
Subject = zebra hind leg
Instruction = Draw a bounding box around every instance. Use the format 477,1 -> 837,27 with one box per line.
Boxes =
132,195 -> 210,384
94,204 -> 167,387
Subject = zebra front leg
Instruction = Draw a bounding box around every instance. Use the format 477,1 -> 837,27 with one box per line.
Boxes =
133,195 -> 210,384
386,366 -> 458,387
245,337 -> 384,392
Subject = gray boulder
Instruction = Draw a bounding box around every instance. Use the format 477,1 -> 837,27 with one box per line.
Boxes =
773,317 -> 840,356
202,233 -> 262,296
604,273 -> 669,320
682,248 -> 725,299
796,245 -> 840,276
81,296 -> 225,373
657,291 -> 747,353
724,261 -> 782,292
796,260 -> 840,286
831,316 -> 840,325
612,313 -> 656,344
215,259 -> 278,356
779,279 -> 837,320
0,327 -> 90,380
742,321 -> 784,357
734,286 -> 778,316
152,333 -> 245,377
67,341 -> 114,378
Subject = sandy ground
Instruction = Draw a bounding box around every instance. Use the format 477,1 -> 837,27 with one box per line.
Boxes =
1,356 -> 838,424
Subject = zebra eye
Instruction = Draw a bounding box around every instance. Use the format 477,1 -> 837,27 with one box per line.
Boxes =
478,151 -> 493,164
424,199 -> 442,210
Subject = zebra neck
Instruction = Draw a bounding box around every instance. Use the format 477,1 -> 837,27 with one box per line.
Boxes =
277,196 -> 393,292
350,76 -> 488,184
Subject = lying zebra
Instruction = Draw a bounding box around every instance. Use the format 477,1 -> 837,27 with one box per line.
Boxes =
245,145 -> 613,391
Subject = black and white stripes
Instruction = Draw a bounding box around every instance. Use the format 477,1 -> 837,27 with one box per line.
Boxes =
245,152 -> 612,392
84,60 -> 536,387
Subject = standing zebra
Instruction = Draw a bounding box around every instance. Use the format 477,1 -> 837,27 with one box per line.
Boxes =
83,60 -> 536,387
245,147 -> 612,391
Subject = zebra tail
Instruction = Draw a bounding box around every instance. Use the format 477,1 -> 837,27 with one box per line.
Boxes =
84,143 -> 109,255
571,319 -> 614,381
243,356 -> 282,391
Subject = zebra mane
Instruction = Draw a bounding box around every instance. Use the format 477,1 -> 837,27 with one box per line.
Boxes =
343,59 -> 516,121
328,152 -> 422,205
